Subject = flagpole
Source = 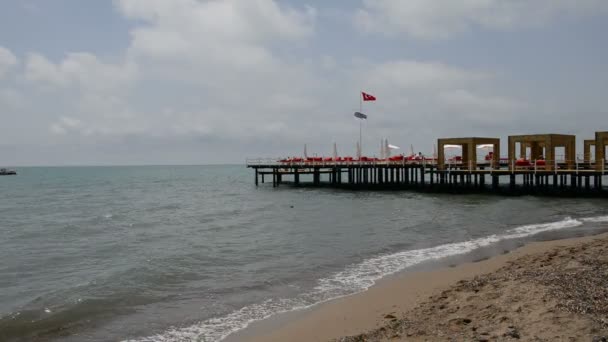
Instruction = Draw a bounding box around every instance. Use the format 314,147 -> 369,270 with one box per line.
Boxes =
359,120 -> 362,158
359,91 -> 362,157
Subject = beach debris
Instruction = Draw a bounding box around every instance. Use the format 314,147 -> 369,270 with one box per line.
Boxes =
504,326 -> 521,339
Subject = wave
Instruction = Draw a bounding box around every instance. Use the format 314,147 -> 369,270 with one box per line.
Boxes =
581,215 -> 608,223
125,215 -> 606,342
504,216 -> 582,237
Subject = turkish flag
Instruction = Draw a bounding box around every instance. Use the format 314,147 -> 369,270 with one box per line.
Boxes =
362,92 -> 376,101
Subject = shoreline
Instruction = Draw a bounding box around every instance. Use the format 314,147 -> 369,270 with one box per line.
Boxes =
227,231 -> 608,342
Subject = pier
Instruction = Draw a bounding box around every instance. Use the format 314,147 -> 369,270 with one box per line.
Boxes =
247,133 -> 608,197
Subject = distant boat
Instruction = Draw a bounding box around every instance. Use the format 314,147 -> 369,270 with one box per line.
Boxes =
0,168 -> 17,175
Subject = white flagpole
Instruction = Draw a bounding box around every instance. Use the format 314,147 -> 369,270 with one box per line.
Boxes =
359,91 -> 362,157
359,121 -> 362,157
360,91 -> 362,112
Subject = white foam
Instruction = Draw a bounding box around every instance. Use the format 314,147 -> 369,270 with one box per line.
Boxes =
124,298 -> 312,342
125,215 -> 603,342
581,215 -> 608,223
313,234 -> 501,296
503,216 -> 582,238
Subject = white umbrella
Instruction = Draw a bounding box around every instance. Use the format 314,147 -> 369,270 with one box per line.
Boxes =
444,144 -> 461,161
356,141 -> 361,159
304,144 -> 308,158
333,143 -> 338,160
388,144 -> 400,150
477,144 -> 494,149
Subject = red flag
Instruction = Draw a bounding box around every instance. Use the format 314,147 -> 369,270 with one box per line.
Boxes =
361,92 -> 376,101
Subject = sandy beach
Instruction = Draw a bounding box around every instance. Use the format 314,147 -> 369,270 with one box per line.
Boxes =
234,233 -> 608,342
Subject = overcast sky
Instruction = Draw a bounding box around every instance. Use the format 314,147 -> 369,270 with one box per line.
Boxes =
1,0 -> 607,166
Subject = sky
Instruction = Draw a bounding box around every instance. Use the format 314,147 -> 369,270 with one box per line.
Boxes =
1,0 -> 608,166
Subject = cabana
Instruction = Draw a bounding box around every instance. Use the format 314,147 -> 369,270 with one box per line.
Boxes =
584,139 -> 595,163
437,137 -> 500,170
508,134 -> 575,171
595,131 -> 608,171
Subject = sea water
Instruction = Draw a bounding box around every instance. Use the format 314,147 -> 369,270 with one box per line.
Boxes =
1,165 -> 607,341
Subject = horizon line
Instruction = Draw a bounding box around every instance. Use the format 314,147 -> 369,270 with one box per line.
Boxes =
1,163 -> 246,168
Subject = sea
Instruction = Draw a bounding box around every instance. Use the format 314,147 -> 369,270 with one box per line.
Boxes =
1,165 -> 607,342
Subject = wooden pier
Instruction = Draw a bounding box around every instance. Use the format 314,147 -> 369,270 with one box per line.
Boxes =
247,133 -> 608,197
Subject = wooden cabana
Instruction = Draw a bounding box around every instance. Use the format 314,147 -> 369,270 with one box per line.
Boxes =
519,142 -> 545,158
584,139 -> 595,163
437,137 -> 500,170
508,134 -> 575,171
595,132 -> 608,171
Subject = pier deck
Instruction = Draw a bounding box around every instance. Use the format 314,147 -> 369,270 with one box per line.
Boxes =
247,159 -> 608,197
247,131 -> 608,197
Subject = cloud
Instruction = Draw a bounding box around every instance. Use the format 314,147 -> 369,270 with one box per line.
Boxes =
437,89 -> 524,125
117,0 -> 315,41
365,60 -> 488,90
2,0 -> 605,165
346,59 -> 527,141
0,88 -> 24,109
24,52 -> 136,91
0,46 -> 18,78
439,89 -> 520,111
15,1 -> 320,147
50,116 -> 83,135
24,54 -> 69,87
117,0 -> 315,69
355,0 -> 608,39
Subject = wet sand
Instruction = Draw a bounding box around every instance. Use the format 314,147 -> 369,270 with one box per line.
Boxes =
234,233 -> 608,342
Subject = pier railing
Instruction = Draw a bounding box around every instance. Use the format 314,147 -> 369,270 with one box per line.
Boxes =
246,158 -> 437,167
247,157 -> 607,172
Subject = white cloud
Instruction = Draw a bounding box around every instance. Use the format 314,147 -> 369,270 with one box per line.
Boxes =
0,46 -> 18,78
355,0 -> 608,39
117,0 -> 315,69
50,116 -> 83,135
5,0 -> 604,165
438,89 -> 520,112
347,59 -> 526,137
28,0 -> 318,144
25,52 -> 136,91
24,53 -> 69,87
87,0 -> 321,141
436,89 -> 524,125
0,88 -> 24,108
365,60 -> 488,90
118,0 -> 315,41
